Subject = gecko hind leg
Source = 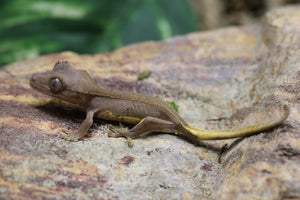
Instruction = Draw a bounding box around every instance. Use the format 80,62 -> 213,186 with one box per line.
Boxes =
108,116 -> 175,146
108,125 -> 134,147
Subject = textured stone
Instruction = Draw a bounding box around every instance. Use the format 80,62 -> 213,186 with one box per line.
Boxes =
0,5 -> 299,200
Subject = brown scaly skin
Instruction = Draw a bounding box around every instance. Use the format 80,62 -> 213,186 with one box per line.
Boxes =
30,61 -> 289,146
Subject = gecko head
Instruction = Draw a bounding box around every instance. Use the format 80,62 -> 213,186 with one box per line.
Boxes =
30,61 -> 97,104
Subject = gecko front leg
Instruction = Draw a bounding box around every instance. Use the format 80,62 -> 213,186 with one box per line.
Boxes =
61,110 -> 96,141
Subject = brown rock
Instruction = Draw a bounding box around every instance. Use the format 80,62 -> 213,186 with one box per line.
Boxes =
0,5 -> 299,200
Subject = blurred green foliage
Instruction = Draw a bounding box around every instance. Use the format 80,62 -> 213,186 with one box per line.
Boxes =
0,0 -> 197,66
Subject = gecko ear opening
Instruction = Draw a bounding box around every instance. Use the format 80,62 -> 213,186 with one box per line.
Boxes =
49,77 -> 65,93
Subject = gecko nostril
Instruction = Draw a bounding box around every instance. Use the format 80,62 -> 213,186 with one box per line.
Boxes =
31,74 -> 38,81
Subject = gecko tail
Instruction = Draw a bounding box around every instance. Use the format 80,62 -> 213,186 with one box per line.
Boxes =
183,105 -> 290,140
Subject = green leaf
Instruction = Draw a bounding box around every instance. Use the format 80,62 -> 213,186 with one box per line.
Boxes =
0,0 -> 198,67
166,100 -> 179,112
137,70 -> 152,80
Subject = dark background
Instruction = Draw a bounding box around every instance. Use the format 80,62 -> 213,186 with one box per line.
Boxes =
0,0 -> 298,67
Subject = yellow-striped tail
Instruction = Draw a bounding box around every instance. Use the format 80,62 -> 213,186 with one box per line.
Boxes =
182,105 -> 289,140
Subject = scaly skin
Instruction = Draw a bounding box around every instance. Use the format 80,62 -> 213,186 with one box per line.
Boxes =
30,61 -> 289,145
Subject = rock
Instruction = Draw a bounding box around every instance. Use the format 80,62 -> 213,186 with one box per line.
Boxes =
0,5 -> 299,200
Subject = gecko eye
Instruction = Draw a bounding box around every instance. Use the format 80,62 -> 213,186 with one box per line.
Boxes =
49,77 -> 64,93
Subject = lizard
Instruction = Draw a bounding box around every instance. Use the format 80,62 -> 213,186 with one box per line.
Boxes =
30,61 -> 290,145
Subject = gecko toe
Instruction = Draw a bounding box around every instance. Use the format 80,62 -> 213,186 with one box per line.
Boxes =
107,130 -> 118,138
107,125 -> 119,137
108,125 -> 129,138
61,134 -> 80,142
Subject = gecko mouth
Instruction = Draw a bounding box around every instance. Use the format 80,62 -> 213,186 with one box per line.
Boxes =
30,75 -> 51,95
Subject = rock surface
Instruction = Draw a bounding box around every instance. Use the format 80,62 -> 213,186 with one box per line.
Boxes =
0,5 -> 299,200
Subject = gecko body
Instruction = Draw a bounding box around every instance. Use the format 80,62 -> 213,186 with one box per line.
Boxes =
30,61 -> 289,144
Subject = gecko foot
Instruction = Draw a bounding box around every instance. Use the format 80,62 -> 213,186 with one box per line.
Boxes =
108,125 -> 133,147
61,134 -> 80,142
107,125 -> 129,137
61,129 -> 80,142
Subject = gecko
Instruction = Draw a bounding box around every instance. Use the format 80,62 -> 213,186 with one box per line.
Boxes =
30,61 -> 289,145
